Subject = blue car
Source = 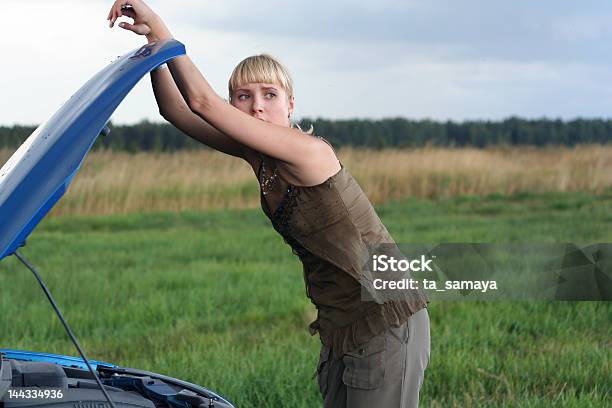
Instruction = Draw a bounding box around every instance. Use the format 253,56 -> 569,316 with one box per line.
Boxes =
0,349 -> 235,408
0,40 -> 236,408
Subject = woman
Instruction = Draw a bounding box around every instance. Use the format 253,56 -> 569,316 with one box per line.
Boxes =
108,1 -> 430,406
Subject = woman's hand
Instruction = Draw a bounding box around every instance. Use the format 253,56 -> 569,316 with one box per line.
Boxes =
107,0 -> 172,42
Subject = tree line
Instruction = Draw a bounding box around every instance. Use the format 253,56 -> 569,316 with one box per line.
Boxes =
1,117 -> 611,151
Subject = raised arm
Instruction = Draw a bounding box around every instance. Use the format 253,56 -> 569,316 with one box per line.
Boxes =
150,66 -> 252,159
108,0 -> 255,161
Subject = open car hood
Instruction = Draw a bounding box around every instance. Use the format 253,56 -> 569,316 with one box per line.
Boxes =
0,39 -> 186,260
0,41 -> 238,408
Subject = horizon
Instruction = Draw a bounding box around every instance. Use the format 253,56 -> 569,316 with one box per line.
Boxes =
4,115 -> 612,129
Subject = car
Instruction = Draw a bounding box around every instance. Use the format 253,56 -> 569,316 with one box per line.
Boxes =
0,349 -> 235,408
0,39 -> 236,408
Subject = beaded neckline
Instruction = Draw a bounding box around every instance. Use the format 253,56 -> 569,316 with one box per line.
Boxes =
259,158 -> 278,196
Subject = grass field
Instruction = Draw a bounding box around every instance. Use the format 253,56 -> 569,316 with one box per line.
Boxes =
1,192 -> 610,407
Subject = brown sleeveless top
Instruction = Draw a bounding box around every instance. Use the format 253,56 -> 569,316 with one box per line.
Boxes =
258,146 -> 429,359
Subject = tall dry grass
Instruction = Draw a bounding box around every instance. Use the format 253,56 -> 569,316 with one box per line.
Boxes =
1,145 -> 611,216
342,145 -> 612,202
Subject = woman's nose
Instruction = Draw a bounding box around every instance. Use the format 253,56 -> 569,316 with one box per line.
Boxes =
251,96 -> 264,113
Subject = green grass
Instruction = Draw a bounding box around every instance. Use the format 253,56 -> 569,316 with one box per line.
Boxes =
1,192 -> 611,407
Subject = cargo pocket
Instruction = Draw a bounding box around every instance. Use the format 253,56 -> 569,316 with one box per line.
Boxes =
341,336 -> 386,390
316,345 -> 331,396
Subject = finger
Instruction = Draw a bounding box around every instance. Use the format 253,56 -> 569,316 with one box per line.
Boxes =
110,1 -> 125,27
107,2 -> 116,20
108,1 -> 121,25
108,0 -> 120,19
109,4 -> 117,27
118,22 -> 135,32
119,22 -> 150,36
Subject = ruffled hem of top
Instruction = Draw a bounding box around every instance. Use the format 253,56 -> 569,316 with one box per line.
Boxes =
318,298 -> 429,359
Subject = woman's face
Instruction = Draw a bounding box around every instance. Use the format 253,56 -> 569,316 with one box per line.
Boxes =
231,82 -> 294,127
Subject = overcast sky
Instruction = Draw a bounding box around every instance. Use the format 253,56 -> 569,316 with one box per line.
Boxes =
1,0 -> 611,125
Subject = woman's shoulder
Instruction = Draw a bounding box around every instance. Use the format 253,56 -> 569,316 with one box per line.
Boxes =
245,134 -> 341,188
270,135 -> 338,186
314,134 -> 335,150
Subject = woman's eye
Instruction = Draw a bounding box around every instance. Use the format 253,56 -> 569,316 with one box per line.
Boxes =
237,94 -> 249,101
265,92 -> 277,99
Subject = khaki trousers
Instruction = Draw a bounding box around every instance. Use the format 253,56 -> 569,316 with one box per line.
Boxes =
317,307 -> 430,408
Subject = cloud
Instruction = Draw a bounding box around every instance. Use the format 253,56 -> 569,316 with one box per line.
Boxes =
164,0 -> 612,65
1,0 -> 611,125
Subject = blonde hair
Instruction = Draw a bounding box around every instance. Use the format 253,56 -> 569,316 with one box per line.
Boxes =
228,54 -> 294,102
228,54 -> 313,134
